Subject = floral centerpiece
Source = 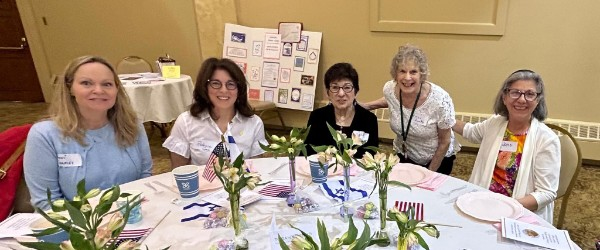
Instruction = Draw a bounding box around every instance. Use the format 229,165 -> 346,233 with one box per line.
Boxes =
311,123 -> 366,218
355,150 -> 411,246
212,152 -> 263,250
19,179 -> 145,250
278,217 -> 387,250
259,127 -> 310,205
387,207 -> 440,250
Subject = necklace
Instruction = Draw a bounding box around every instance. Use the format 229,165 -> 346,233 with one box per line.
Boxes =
398,83 -> 423,155
335,105 -> 355,128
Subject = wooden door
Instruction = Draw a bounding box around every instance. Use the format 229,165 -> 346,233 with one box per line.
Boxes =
0,0 -> 44,102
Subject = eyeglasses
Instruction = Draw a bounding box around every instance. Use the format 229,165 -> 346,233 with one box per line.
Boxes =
208,79 -> 238,90
329,84 -> 354,93
505,88 -> 540,101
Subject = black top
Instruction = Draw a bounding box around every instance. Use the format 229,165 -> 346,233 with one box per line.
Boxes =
304,103 -> 379,158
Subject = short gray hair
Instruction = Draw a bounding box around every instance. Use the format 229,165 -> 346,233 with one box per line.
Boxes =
493,70 -> 548,121
389,44 -> 429,83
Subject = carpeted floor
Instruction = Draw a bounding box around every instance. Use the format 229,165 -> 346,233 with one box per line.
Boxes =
1,101 -> 598,249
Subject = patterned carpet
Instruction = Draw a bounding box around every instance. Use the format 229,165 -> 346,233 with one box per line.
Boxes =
1,101 -> 597,249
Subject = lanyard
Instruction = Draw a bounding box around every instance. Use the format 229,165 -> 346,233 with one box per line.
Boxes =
398,83 -> 423,154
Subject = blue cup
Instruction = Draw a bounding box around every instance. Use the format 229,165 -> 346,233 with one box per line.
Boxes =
117,190 -> 143,224
308,155 -> 328,183
30,218 -> 69,243
172,165 -> 200,199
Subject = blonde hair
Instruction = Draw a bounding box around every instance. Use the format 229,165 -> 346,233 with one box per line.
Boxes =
50,55 -> 139,147
390,44 -> 429,83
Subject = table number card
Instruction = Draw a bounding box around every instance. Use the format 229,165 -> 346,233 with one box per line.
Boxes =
161,65 -> 181,79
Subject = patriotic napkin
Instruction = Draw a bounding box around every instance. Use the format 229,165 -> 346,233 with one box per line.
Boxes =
319,178 -> 371,202
259,183 -> 291,198
416,173 -> 448,191
394,201 -> 424,221
110,228 -> 151,247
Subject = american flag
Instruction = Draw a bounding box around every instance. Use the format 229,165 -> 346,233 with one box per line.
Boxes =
204,142 -> 228,182
258,183 -> 291,198
108,228 -> 151,247
394,201 -> 424,221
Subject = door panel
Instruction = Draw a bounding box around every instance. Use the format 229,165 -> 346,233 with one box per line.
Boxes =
0,0 -> 44,102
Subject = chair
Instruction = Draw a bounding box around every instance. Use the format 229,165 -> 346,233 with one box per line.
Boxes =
249,100 -> 286,128
545,123 -> 583,229
116,56 -> 153,74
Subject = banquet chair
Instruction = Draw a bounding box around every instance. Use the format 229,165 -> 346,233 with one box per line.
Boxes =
249,100 -> 286,128
545,123 -> 582,229
116,56 -> 153,74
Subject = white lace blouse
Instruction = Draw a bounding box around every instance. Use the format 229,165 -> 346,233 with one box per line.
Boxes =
383,80 -> 459,165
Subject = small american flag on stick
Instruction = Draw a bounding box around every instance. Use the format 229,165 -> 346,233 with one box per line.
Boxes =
203,142 -> 228,182
394,201 -> 424,221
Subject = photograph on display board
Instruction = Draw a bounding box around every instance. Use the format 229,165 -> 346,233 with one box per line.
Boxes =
291,88 -> 301,102
250,66 -> 260,81
252,41 -> 263,56
231,32 -> 246,43
264,90 -> 274,102
282,43 -> 293,56
261,61 -> 279,88
249,89 -> 260,100
294,56 -> 305,72
307,49 -> 319,64
301,93 -> 314,110
278,89 -> 288,104
297,35 -> 308,52
280,68 -> 291,83
300,75 -> 314,86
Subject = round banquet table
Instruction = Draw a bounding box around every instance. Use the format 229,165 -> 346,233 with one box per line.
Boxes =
119,74 -> 194,124
111,157 -> 580,250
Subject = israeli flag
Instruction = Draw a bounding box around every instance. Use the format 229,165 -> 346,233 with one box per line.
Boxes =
226,123 -> 241,161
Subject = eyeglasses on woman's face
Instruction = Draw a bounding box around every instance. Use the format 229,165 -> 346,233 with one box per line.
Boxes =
505,88 -> 540,102
329,83 -> 354,93
208,79 -> 238,90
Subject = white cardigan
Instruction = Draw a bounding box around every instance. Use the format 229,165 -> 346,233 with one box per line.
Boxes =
462,115 -> 560,223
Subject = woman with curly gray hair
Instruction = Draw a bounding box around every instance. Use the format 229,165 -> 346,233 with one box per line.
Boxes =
364,44 -> 459,175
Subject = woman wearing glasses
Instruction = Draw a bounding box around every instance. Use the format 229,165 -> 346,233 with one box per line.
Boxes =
452,70 -> 560,223
304,63 -> 379,158
363,45 -> 459,175
163,58 -> 267,168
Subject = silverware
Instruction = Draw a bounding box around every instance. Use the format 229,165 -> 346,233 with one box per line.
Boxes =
144,182 -> 161,194
152,180 -> 179,194
138,210 -> 171,244
268,162 -> 288,175
440,185 -> 467,196
445,189 -> 479,204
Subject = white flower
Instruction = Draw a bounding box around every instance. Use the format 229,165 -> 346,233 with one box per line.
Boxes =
317,152 -> 329,164
52,199 -> 66,208
290,138 -> 297,144
83,188 -> 101,199
351,132 -> 364,146
100,190 -> 113,202
325,147 -> 337,155
293,139 -> 304,146
269,144 -> 281,150
287,148 -> 295,154
80,204 -> 92,213
222,167 -> 240,183
347,149 -> 357,157
387,154 -> 400,168
59,241 -> 75,250
94,228 -> 111,247
280,136 -> 287,143
271,135 -> 280,141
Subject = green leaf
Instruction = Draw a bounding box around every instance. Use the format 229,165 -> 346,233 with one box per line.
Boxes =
342,217 -> 358,245
26,226 -> 61,237
63,201 -> 88,231
19,241 -> 61,250
76,179 -> 86,198
341,151 -> 353,163
34,207 -> 75,233
317,219 -> 330,250
311,145 -> 330,152
386,180 -> 412,190
69,227 -> 93,250
290,128 -> 300,138
363,146 -> 380,152
259,142 -> 272,152
414,232 -> 430,250
290,224 -> 319,249
277,235 -> 291,250
353,220 -> 371,250
232,153 -> 245,169
325,122 -> 339,141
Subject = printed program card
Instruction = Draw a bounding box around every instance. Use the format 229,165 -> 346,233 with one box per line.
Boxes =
501,217 -> 574,250
161,65 -> 181,78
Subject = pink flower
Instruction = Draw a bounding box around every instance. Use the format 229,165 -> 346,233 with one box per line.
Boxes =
496,151 -> 512,169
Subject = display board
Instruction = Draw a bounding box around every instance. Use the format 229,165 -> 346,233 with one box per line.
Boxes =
223,23 -> 322,111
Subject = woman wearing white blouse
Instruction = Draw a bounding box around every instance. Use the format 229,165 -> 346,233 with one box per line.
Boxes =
163,58 -> 267,168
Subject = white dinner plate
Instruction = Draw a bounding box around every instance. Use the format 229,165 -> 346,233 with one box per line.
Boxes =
295,157 -> 345,176
388,163 -> 434,186
198,165 -> 223,191
456,191 -> 524,222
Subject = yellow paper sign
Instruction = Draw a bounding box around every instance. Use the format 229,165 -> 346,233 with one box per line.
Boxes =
161,65 -> 181,78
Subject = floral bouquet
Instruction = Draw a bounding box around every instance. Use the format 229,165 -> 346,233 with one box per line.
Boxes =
387,207 -> 439,250
278,217 -> 387,250
311,122 -> 366,218
355,150 -> 411,246
19,179 -> 145,250
212,152 -> 264,250
259,127 -> 310,206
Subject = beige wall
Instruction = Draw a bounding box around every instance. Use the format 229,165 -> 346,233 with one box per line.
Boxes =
20,0 -> 600,159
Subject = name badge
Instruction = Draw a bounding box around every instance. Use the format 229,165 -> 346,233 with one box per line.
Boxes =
193,140 -> 217,152
58,154 -> 82,167
412,113 -> 428,127
500,141 -> 518,152
352,130 -> 370,143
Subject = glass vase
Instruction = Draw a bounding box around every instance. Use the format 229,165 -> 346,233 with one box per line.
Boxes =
375,178 -> 390,246
286,157 -> 298,206
397,234 -> 419,250
229,192 -> 248,250
339,164 -> 354,219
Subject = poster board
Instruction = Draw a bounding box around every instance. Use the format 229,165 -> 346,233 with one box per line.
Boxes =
223,23 -> 322,111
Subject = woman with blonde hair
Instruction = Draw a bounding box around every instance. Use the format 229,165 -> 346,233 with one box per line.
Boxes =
24,56 -> 152,210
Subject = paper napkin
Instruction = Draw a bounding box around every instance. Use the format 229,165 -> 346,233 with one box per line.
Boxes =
394,201 -> 424,221
493,214 -> 540,230
416,173 -> 448,191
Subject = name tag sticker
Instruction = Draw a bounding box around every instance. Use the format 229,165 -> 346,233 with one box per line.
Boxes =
58,154 -> 82,167
412,113 -> 428,126
500,141 -> 518,152
193,140 -> 217,152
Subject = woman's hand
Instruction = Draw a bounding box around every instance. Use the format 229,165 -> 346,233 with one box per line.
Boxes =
517,194 -> 539,211
360,97 -> 388,111
169,152 -> 190,169
428,127 -> 451,172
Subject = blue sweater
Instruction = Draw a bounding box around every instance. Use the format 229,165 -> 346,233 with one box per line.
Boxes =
24,121 -> 152,210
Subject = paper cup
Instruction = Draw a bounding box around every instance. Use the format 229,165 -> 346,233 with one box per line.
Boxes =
117,190 -> 143,224
308,155 -> 328,183
30,218 -> 69,243
172,165 -> 200,199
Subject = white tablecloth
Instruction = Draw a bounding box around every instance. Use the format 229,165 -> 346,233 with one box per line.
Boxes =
113,157 -> 579,250
120,74 -> 194,123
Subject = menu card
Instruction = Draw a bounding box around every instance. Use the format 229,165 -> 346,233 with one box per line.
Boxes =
501,217 -> 574,250
0,213 -> 40,239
